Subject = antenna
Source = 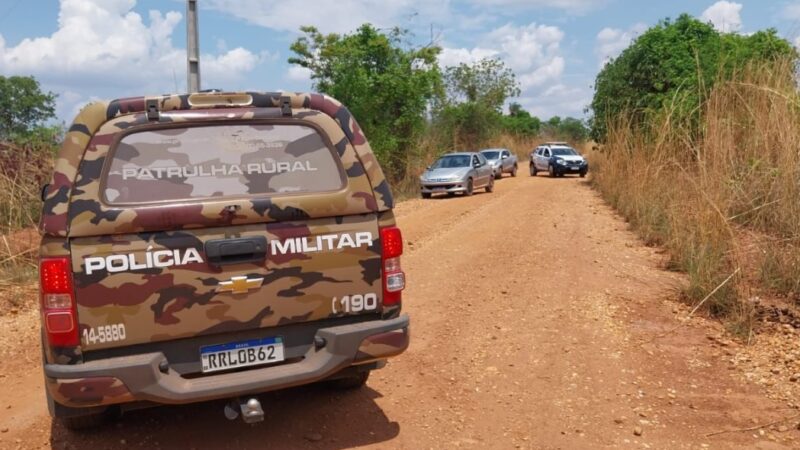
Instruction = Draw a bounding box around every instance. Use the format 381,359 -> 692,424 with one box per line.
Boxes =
186,0 -> 201,92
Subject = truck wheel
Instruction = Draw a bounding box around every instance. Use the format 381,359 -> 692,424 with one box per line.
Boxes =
46,376 -> 115,430
548,165 -> 556,178
422,192 -> 432,199
465,178 -> 474,196
327,371 -> 370,390
580,171 -> 587,178
511,165 -> 517,177
530,164 -> 537,176
486,178 -> 494,193
59,413 -> 110,430
494,170 -> 502,180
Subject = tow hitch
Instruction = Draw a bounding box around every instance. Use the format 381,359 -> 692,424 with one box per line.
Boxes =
224,397 -> 264,424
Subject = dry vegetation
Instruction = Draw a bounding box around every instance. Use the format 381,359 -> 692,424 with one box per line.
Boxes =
0,143 -> 51,285
589,59 -> 800,333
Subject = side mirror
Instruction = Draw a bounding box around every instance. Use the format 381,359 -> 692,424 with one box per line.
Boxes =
501,155 -> 508,160
473,162 -> 481,168
426,165 -> 431,170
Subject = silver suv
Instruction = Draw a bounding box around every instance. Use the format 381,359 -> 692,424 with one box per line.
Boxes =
479,148 -> 518,179
529,142 -> 588,178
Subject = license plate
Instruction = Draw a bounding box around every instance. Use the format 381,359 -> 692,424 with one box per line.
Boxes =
571,166 -> 580,170
433,186 -> 447,191
200,337 -> 284,373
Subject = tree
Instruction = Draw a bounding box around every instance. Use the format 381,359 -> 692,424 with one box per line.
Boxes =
590,14 -> 797,142
501,102 -> 541,136
0,76 -> 56,142
557,117 -> 588,142
541,116 -> 588,141
288,24 -> 442,179
435,58 -> 520,145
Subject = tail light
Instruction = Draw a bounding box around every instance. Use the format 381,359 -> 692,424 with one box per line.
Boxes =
380,226 -> 405,306
40,257 -> 79,346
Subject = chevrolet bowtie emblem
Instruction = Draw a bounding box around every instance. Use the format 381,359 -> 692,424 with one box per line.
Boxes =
217,276 -> 263,295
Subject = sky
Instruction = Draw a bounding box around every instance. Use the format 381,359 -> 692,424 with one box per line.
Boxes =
1,0 -> 800,124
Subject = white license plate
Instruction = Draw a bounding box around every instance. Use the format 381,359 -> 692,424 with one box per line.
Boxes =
571,166 -> 580,170
433,186 -> 447,191
200,337 -> 284,373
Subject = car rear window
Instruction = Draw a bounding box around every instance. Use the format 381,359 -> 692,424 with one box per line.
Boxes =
103,123 -> 344,204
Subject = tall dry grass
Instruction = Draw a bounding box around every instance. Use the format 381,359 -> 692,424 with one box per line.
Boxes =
590,58 -> 800,332
0,143 -> 52,283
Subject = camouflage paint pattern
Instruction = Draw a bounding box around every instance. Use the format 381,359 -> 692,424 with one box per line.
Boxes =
71,214 -> 383,351
353,329 -> 409,365
46,376 -> 134,407
40,92 -> 394,238
66,108 -> 378,237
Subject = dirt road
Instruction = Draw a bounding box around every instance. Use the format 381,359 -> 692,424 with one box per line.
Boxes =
1,175 -> 798,449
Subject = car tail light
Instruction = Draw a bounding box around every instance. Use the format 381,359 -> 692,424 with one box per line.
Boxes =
40,258 -> 78,346
380,226 -> 405,306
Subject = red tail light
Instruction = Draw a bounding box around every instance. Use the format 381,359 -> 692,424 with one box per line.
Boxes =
380,226 -> 405,306
40,258 -> 79,346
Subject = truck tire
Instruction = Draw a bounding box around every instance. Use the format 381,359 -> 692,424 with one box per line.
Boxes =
48,388 -> 114,430
327,370 -> 370,389
511,164 -> 517,177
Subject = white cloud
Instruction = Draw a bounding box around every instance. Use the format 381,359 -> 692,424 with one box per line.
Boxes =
0,0 -> 261,120
204,0 -> 450,34
595,23 -> 647,68
486,23 -> 563,74
518,83 -> 591,119
518,56 -> 564,90
438,21 -> 585,117
700,1 -> 743,33
285,66 -> 313,84
438,47 -> 499,67
441,22 -> 566,89
467,0 -> 606,15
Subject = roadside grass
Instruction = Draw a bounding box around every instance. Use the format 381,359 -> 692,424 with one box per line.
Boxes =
0,143 -> 51,234
589,58 -> 800,335
0,142 -> 52,284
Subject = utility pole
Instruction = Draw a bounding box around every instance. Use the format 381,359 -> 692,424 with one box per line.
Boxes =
186,0 -> 201,92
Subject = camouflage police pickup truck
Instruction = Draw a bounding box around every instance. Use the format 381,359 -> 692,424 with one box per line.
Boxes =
38,91 -> 409,429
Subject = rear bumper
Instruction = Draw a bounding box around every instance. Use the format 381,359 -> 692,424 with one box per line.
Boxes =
44,315 -> 409,410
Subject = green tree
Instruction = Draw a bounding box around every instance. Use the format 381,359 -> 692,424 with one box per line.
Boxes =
0,75 -> 56,142
288,24 -> 442,179
590,14 -> 797,142
435,58 -> 520,145
501,102 -> 541,136
557,117 -> 588,141
541,116 -> 588,141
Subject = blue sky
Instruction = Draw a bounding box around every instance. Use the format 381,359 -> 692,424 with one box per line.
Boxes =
1,0 -> 799,123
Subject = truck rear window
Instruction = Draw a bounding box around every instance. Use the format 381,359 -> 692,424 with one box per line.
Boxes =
103,124 -> 344,204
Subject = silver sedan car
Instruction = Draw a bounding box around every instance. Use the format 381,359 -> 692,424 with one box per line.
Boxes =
419,152 -> 494,198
